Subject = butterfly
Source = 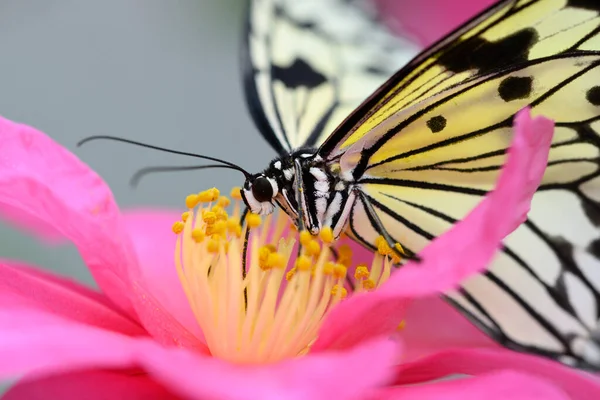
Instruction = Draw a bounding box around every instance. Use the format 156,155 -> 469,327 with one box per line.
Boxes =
239,0 -> 600,370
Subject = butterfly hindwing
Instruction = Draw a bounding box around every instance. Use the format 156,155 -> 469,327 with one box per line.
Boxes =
243,0 -> 418,154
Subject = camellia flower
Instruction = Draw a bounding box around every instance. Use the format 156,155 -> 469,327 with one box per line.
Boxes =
0,108 -> 599,400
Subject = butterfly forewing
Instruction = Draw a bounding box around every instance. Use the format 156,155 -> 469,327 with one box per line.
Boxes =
243,0 -> 419,154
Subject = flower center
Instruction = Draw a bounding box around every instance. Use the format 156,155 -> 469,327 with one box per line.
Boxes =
172,187 -> 395,364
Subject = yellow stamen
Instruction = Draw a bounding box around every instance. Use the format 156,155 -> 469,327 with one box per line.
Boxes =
331,285 -> 347,299
246,213 -> 261,228
305,239 -> 321,257
173,188 -> 399,365
299,230 -> 312,247
230,186 -> 242,200
354,264 -> 370,280
172,221 -> 184,234
319,227 -> 334,244
295,255 -> 312,271
185,194 -> 199,209
198,188 -> 220,203
217,196 -> 231,207
337,244 -> 353,267
181,211 -> 190,222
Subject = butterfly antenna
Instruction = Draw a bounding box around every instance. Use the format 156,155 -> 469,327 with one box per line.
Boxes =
130,164 -> 244,188
78,135 -> 251,178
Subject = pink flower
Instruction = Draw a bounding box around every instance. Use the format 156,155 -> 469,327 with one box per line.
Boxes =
0,108 -> 596,399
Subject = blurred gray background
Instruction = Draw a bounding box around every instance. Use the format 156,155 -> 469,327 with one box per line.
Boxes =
0,0 -> 273,286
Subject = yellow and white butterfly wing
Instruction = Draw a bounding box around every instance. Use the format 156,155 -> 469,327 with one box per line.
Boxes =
243,0 -> 418,154
319,0 -> 600,369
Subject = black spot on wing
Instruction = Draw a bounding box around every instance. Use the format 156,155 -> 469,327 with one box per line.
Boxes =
567,0 -> 600,11
588,237 -> 600,259
271,59 -> 327,89
437,28 -> 538,74
426,115 -> 447,133
498,76 -> 533,102
582,198 -> 600,227
586,86 -> 600,106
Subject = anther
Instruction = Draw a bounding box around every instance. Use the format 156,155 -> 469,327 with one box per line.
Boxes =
185,194 -> 199,209
299,231 -> 312,247
363,279 -> 376,290
191,228 -> 205,243
181,211 -> 190,222
333,263 -> 347,279
354,265 -> 370,280
217,196 -> 231,207
331,285 -> 348,299
323,261 -> 335,275
267,252 -> 286,269
319,227 -> 334,244
306,240 -> 321,257
295,255 -> 312,271
230,186 -> 242,200
203,211 -> 217,224
172,221 -> 185,234
246,213 -> 262,228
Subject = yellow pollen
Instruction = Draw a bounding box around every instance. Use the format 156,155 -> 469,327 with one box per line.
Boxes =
230,186 -> 242,200
331,285 -> 348,299
207,237 -> 221,253
198,188 -> 220,203
217,196 -> 231,207
191,228 -> 205,243
375,235 -> 393,256
305,240 -> 321,257
172,221 -> 185,234
267,252 -> 286,269
323,261 -> 335,275
285,267 -> 297,281
203,211 -> 217,224
354,265 -> 370,280
246,213 -> 262,228
337,244 -> 353,267
207,220 -> 227,236
363,279 -> 376,290
185,194 -> 200,209
295,255 -> 312,271
397,320 -> 406,330
173,187 -> 396,365
333,263 -> 347,279
299,230 -> 312,247
319,227 -> 334,244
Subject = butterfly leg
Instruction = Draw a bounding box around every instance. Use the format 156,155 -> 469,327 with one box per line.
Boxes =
355,190 -> 414,260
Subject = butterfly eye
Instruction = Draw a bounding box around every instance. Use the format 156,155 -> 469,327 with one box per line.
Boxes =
251,177 -> 274,203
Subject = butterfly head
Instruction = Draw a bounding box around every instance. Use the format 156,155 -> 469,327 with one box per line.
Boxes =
241,173 -> 278,215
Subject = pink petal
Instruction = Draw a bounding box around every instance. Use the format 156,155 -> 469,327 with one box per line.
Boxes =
0,309 -> 400,400
122,209 -> 206,347
0,309 -> 143,378
0,260 -> 145,336
400,296 -> 497,361
0,116 -> 135,316
378,0 -> 496,46
4,371 -> 177,400
138,337 -> 400,400
372,371 -> 569,400
394,348 -> 600,400
315,109 -> 554,351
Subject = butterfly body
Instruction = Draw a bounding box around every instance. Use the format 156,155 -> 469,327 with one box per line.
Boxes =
241,0 -> 600,369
